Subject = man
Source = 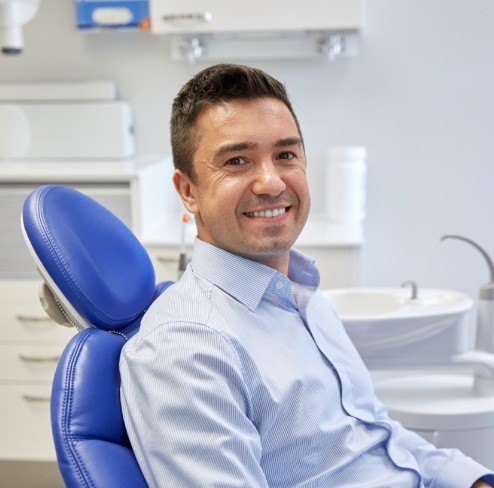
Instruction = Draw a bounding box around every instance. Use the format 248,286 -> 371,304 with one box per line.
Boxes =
120,64 -> 493,487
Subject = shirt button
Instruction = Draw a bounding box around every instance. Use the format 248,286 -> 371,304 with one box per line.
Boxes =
275,281 -> 284,290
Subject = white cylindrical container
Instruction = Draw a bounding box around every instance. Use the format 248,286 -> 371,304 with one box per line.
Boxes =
325,146 -> 367,222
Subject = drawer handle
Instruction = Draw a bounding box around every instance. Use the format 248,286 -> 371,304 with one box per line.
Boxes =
16,314 -> 52,323
19,354 -> 61,363
162,12 -> 212,24
157,256 -> 179,264
22,393 -> 51,403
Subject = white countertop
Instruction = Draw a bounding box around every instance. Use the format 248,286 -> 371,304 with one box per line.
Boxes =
0,157 -> 163,182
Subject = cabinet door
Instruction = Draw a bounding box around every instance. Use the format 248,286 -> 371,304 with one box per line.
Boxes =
0,384 -> 55,461
150,0 -> 363,34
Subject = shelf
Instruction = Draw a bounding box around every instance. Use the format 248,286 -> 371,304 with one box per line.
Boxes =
0,156 -> 162,182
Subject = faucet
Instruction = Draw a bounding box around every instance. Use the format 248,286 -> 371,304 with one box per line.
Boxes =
401,280 -> 418,300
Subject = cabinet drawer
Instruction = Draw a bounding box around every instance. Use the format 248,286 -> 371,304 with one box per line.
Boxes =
0,345 -> 63,381
0,281 -> 76,343
150,0 -> 363,35
0,384 -> 55,461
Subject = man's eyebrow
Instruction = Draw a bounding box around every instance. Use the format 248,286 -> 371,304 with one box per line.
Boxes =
214,142 -> 258,159
274,137 -> 303,148
213,137 -> 303,160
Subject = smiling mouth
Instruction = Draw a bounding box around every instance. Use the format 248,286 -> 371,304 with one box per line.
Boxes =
245,207 -> 287,218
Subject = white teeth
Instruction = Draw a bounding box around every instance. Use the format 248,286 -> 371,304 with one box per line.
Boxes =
247,208 -> 286,218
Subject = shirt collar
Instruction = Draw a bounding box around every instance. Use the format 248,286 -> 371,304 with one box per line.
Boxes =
190,238 -> 320,311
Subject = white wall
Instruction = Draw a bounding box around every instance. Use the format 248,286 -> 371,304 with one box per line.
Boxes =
2,0 -> 494,303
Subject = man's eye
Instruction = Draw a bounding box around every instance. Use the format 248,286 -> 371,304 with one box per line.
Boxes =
279,152 -> 295,160
226,157 -> 246,166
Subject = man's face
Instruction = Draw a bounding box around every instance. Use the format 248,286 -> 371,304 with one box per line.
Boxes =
174,97 -> 311,274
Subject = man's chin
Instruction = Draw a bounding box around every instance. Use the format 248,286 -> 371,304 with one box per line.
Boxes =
239,238 -> 295,259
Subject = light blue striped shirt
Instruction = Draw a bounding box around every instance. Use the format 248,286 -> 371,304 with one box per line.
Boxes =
120,239 -> 492,487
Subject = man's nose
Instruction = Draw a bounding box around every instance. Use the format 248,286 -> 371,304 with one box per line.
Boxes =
252,162 -> 286,196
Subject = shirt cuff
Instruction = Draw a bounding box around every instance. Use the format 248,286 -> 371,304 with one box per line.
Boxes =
432,453 -> 493,488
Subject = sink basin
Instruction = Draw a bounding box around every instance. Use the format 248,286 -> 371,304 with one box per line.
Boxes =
324,288 -> 472,318
322,288 -> 474,366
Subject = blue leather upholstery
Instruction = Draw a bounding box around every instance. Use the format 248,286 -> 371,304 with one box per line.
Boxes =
22,185 -> 157,330
22,185 -> 172,487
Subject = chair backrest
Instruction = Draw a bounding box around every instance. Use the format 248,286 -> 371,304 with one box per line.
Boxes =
22,185 -> 172,487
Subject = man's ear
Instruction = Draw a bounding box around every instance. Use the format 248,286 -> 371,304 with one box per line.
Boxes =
173,169 -> 198,214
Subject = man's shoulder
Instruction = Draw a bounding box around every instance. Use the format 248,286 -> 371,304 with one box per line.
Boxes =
145,272 -> 214,328
120,273 -> 214,352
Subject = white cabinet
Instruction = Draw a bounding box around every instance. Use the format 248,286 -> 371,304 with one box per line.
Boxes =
0,282 -> 75,462
150,0 -> 364,35
0,281 -> 70,486
149,0 -> 365,62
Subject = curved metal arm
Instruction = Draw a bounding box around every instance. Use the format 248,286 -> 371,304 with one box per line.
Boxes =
441,234 -> 494,282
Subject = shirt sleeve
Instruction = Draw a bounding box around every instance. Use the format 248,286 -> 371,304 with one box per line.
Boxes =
120,320 -> 269,488
373,397 -> 494,488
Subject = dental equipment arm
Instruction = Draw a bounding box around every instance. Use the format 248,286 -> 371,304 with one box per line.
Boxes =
0,0 -> 40,54
442,235 -> 494,355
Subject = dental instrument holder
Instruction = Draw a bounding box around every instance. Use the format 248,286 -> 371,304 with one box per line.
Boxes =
178,213 -> 191,279
442,234 -> 494,395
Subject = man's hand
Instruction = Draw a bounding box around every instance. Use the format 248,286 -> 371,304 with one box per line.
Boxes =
472,481 -> 493,488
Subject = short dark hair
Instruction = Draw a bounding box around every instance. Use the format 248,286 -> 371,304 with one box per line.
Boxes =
170,63 -> 303,181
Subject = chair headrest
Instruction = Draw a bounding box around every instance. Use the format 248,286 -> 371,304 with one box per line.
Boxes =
22,185 -> 156,331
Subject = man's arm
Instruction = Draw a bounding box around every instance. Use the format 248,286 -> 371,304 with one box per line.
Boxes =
372,396 -> 494,488
120,321 -> 269,487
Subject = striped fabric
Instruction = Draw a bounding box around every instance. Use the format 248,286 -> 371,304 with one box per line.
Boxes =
120,239 -> 492,487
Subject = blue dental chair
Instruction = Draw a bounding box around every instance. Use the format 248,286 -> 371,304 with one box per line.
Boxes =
21,185 -> 172,487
